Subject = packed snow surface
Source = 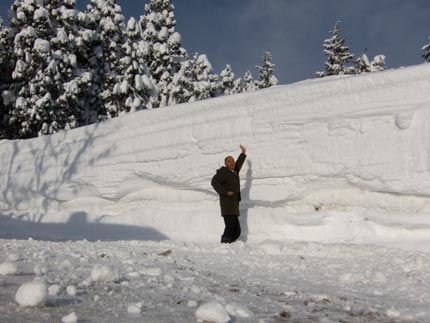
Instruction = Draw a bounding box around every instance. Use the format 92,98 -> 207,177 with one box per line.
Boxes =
0,239 -> 429,322
1,65 -> 430,321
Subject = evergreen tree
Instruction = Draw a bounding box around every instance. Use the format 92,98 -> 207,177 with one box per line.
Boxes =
170,52 -> 218,104
370,55 -> 386,72
50,2 -> 98,129
219,64 -> 236,95
85,0 -> 126,119
242,70 -> 257,92
139,0 -> 187,107
6,0 -> 83,138
232,77 -> 243,94
255,50 -> 278,89
355,51 -> 372,73
316,21 -> 355,77
422,37 -> 430,62
0,17 -> 13,139
355,50 -> 386,74
106,17 -> 157,117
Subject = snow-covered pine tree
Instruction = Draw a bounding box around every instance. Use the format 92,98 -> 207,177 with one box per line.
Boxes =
139,0 -> 187,107
106,17 -> 157,117
219,64 -> 236,95
49,1 -> 99,129
6,0 -> 83,138
233,78 -> 243,94
255,50 -> 278,89
355,50 -> 386,74
242,70 -> 258,92
370,55 -> 386,72
355,50 -> 371,73
85,0 -> 126,119
316,21 -> 355,77
169,52 -> 218,104
422,37 -> 430,62
0,17 -> 13,139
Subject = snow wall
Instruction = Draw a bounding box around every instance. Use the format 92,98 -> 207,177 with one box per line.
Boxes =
2,64 -> 430,243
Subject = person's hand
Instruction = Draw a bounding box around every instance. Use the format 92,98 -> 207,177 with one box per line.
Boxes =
227,191 -> 234,196
240,144 -> 246,154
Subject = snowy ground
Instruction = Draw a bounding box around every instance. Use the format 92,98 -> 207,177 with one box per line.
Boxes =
1,238 -> 430,323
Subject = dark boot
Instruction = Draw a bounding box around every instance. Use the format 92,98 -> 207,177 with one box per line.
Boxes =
221,215 -> 240,243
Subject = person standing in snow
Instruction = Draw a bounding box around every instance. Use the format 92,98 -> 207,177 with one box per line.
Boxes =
211,145 -> 247,243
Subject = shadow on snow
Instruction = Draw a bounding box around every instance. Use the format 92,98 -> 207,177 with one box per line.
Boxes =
0,211 -> 169,242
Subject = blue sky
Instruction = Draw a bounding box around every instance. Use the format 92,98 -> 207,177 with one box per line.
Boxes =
1,0 -> 429,84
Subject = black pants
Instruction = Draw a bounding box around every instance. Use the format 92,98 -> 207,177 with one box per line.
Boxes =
221,215 -> 241,243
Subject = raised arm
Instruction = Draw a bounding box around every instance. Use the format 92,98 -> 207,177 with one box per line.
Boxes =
235,144 -> 247,172
240,144 -> 246,155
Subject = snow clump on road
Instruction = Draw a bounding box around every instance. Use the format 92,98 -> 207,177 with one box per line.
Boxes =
15,280 -> 48,307
90,264 -> 119,282
195,301 -> 231,323
61,311 -> 78,323
0,261 -> 18,275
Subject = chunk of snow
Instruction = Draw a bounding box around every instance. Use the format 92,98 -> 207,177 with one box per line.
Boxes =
67,285 -> 77,296
48,284 -> 61,296
15,281 -> 48,307
0,262 -> 18,275
196,302 -> 230,323
386,308 -> 401,318
127,302 -> 142,314
61,311 -> 78,323
90,264 -> 119,282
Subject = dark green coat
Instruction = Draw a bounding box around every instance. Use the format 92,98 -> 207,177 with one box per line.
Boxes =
211,153 -> 247,216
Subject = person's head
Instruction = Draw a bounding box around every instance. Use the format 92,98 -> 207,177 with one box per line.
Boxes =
224,156 -> 235,170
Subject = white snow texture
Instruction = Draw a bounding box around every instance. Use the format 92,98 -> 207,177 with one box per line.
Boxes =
1,64 -> 430,250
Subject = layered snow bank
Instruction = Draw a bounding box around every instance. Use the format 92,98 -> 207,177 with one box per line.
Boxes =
2,64 -> 430,248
